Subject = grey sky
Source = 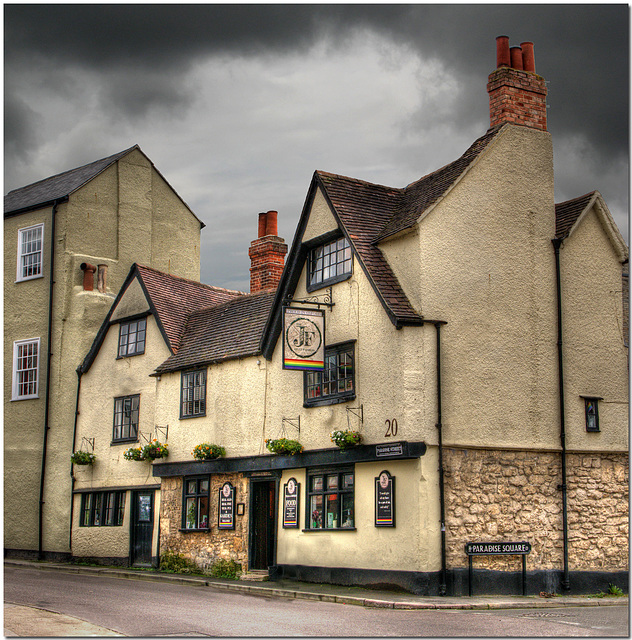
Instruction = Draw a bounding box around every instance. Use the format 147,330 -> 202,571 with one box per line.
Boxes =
5,4 -> 629,291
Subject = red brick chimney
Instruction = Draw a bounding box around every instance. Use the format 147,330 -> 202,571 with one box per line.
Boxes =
487,36 -> 547,131
249,211 -> 288,293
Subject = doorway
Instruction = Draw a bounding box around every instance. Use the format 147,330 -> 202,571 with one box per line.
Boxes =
250,479 -> 276,571
131,490 -> 154,566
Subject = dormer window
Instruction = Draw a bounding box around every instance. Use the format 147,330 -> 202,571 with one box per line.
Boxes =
118,318 -> 146,358
307,236 -> 352,291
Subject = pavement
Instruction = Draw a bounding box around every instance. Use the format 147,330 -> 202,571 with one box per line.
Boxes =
4,559 -> 628,637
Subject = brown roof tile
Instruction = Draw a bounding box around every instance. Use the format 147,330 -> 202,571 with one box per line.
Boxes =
136,265 -> 243,353
154,290 -> 276,373
555,192 -> 596,239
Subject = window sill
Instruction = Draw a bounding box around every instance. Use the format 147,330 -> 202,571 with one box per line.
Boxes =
111,439 -> 139,446
180,413 -> 207,420
304,394 -> 355,409
15,274 -> 44,284
179,528 -> 211,533
116,353 -> 145,360
306,272 -> 352,294
302,527 -> 356,532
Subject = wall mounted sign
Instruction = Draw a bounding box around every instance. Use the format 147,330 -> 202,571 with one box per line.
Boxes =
282,477 -> 300,528
218,482 -> 235,530
465,541 -> 531,555
376,443 -> 404,458
283,307 -> 325,370
375,470 -> 395,527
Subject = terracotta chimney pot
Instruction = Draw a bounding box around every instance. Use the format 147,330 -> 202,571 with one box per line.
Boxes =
510,46 -> 524,70
258,212 -> 267,238
496,35 -> 510,67
80,262 -> 97,291
521,42 -> 535,72
265,210 -> 278,237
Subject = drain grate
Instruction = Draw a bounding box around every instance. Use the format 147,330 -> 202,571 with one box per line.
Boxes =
521,612 -> 571,618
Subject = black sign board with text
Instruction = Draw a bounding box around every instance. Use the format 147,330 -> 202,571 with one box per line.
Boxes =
282,477 -> 300,528
375,470 -> 395,527
218,482 -> 235,530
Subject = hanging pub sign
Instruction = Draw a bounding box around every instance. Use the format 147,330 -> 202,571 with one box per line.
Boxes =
282,477 -> 300,528
283,307 -> 325,371
375,470 -> 395,527
218,482 -> 235,530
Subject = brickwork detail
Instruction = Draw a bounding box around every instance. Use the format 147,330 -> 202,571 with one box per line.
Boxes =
444,448 -> 628,572
487,67 -> 547,131
159,473 -> 250,571
249,236 -> 287,293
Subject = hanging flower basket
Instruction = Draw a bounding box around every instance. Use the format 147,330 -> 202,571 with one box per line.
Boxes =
192,443 -> 226,460
141,440 -> 169,460
265,438 -> 303,456
330,430 -> 362,450
71,450 -> 96,465
123,446 -> 143,461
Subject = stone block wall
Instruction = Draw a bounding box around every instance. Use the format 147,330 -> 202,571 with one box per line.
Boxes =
444,448 -> 628,572
159,473 -> 250,571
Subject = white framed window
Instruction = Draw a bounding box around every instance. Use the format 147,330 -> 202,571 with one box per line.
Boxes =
16,223 -> 44,282
12,338 -> 40,400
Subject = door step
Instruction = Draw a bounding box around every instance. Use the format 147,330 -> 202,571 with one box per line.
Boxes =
240,570 -> 269,582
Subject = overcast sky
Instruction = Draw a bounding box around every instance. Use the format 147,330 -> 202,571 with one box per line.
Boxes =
5,4 -> 629,291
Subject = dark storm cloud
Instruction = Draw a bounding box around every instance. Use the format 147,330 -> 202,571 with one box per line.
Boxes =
6,4 -> 628,160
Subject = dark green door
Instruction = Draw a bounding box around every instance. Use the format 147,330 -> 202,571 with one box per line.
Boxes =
250,480 -> 276,570
131,490 -> 154,566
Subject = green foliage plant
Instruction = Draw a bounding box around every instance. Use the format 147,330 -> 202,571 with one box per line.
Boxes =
70,450 -> 96,465
123,446 -> 143,461
330,430 -> 362,449
210,558 -> 241,580
159,550 -> 203,575
142,439 -> 169,460
265,438 -> 303,455
192,443 -> 226,460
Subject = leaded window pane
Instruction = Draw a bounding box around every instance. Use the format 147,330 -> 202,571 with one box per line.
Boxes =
308,237 -> 352,288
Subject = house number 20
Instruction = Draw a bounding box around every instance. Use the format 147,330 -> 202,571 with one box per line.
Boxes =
385,419 -> 398,437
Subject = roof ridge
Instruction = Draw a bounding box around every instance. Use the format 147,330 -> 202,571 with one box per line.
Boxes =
188,289 -> 276,317
555,191 -> 597,207
317,170 -> 402,193
135,264 -> 245,296
5,146 -> 138,196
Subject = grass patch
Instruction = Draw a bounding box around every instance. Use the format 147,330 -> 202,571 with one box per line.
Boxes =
209,558 -> 241,580
159,551 -> 204,575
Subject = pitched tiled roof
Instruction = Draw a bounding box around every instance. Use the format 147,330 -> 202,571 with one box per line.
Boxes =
555,192 -> 597,239
4,146 -> 137,215
154,290 -> 276,373
315,126 -> 504,325
136,265 -> 244,353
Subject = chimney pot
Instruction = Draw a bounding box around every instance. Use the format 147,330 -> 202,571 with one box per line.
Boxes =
97,264 -> 108,293
510,46 -> 524,70
496,35 -> 510,67
521,41 -> 535,72
80,262 -> 97,291
258,212 -> 267,238
265,210 -> 278,237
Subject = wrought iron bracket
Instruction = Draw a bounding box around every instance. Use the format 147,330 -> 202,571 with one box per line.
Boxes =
81,437 -> 95,452
281,416 -> 301,438
155,425 -> 169,441
284,286 -> 334,310
346,405 -> 363,430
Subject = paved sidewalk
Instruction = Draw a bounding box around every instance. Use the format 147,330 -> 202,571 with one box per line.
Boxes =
4,559 -> 628,636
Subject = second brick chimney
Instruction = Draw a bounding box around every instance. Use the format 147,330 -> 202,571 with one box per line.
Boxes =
487,36 -> 547,131
249,211 -> 288,293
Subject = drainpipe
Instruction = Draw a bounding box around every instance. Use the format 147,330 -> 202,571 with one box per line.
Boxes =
69,370 -> 83,552
434,321 -> 447,596
39,200 -> 60,560
552,238 -> 570,591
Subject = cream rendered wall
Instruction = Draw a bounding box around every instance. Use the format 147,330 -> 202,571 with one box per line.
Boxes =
154,357 -> 269,461
4,208 -> 52,551
382,125 -> 559,451
6,150 -> 203,556
558,206 -> 629,452
74,315 -> 171,492
276,452 -> 442,573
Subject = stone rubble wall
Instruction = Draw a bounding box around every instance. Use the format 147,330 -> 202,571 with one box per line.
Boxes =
444,448 -> 628,572
159,473 -> 249,572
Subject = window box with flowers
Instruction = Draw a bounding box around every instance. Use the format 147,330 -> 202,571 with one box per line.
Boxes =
123,446 -> 143,461
330,430 -> 362,450
192,443 -> 226,460
265,438 -> 303,456
71,450 -> 96,465
142,440 -> 169,460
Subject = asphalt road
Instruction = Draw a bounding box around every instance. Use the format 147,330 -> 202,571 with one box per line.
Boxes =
4,565 -> 629,637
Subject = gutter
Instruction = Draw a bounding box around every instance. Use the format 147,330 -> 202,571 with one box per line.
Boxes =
39,200 -> 60,559
552,238 -> 570,591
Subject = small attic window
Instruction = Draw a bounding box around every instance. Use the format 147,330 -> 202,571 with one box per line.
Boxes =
581,396 -> 602,432
118,318 -> 146,358
307,237 -> 352,292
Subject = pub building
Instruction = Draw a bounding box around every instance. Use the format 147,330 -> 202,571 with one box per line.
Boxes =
71,38 -> 628,595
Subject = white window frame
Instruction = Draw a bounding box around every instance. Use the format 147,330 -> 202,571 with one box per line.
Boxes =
12,338 -> 41,400
16,223 -> 45,282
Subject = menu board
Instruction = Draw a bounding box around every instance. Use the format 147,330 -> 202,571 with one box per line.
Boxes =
283,477 -> 300,528
375,470 -> 395,527
218,482 -> 235,530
